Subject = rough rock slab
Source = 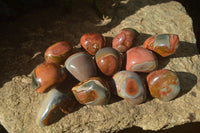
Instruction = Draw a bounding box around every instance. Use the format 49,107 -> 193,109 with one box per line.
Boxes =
0,0 -> 200,133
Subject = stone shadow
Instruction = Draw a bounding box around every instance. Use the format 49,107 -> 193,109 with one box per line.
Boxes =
118,122 -> 200,133
176,72 -> 197,98
157,41 -> 199,69
105,36 -> 113,47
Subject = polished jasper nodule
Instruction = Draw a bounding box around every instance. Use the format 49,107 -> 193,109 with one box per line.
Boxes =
147,69 -> 180,101
126,47 -> 158,72
65,52 -> 97,81
95,47 -> 122,76
143,34 -> 179,57
112,28 -> 139,53
32,62 -> 67,93
112,71 -> 146,105
80,33 -> 106,55
36,89 -> 67,127
72,77 -> 110,105
44,41 -> 73,65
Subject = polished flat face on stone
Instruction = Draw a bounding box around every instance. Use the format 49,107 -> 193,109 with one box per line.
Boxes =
36,89 -> 67,127
95,47 -> 122,76
112,70 -> 146,104
72,77 -> 110,105
65,52 -> 97,81
112,28 -> 139,53
143,34 -> 179,57
44,41 -> 73,65
80,33 -> 106,55
147,69 -> 180,101
126,47 -> 158,72
32,62 -> 67,93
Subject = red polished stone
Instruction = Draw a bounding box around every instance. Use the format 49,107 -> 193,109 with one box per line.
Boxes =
126,47 -> 157,72
112,28 -> 139,53
32,62 -> 67,93
80,33 -> 106,55
143,34 -> 179,57
95,47 -> 122,76
44,41 -> 73,65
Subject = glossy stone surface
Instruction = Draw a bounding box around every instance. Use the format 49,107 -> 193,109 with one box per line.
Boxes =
112,28 -> 139,53
80,33 -> 106,55
32,62 -> 67,93
147,69 -> 180,101
72,77 -> 110,105
126,47 -> 158,72
65,52 -> 97,81
112,71 -> 146,104
143,34 -> 179,57
95,47 -> 122,76
36,89 -> 71,127
44,41 -> 73,65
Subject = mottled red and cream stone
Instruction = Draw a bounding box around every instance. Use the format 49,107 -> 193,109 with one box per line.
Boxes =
95,47 -> 122,76
44,41 -> 73,65
126,47 -> 158,72
147,69 -> 180,101
112,28 -> 139,53
72,77 -> 110,105
143,34 -> 179,57
80,33 -> 106,55
112,70 -> 146,105
32,62 -> 67,93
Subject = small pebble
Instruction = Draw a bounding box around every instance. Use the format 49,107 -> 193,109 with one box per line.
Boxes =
32,62 -> 66,93
80,33 -> 106,55
65,52 -> 97,81
143,34 -> 179,57
72,77 -> 110,105
44,41 -> 73,65
126,47 -> 158,72
146,69 -> 180,101
95,47 -> 122,76
112,70 -> 146,104
112,28 -> 139,52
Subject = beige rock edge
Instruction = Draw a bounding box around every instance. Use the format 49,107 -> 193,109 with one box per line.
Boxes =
0,1 -> 200,133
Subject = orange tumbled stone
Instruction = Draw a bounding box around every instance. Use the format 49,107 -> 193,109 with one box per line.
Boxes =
80,33 -> 106,55
32,62 -> 67,93
146,69 -> 180,101
44,41 -> 73,65
95,47 -> 122,76
143,34 -> 179,57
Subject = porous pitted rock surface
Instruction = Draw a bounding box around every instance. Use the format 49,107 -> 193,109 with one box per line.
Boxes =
0,0 -> 199,133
